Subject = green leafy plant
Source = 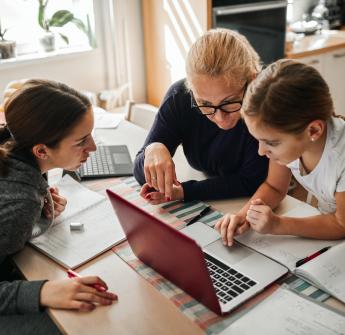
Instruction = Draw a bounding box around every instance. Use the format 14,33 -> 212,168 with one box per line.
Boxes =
38,0 -> 96,47
72,14 -> 97,48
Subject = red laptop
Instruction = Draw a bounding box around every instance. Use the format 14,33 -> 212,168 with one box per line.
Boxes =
106,189 -> 287,315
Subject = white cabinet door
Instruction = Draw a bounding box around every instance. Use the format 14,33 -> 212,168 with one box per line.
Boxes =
298,54 -> 325,76
324,48 -> 345,116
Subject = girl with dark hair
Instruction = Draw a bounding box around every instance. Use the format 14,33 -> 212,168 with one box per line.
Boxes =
0,80 -> 117,334
216,59 -> 345,246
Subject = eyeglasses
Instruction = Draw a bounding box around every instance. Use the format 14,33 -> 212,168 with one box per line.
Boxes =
191,82 -> 248,116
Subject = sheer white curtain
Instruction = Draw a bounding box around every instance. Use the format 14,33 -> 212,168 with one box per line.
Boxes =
97,0 -> 146,107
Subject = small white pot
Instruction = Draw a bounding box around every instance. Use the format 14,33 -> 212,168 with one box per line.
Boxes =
39,32 -> 56,52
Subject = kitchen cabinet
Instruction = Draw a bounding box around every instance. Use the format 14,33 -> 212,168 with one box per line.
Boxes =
324,48 -> 345,116
298,54 -> 325,76
298,49 -> 345,116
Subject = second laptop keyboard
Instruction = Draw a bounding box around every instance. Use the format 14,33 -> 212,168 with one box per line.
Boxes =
204,253 -> 257,304
80,146 -> 116,176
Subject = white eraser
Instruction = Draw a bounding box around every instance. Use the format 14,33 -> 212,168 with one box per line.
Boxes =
70,222 -> 84,231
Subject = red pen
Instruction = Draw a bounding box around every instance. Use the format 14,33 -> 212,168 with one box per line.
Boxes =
295,246 -> 331,267
67,269 -> 107,292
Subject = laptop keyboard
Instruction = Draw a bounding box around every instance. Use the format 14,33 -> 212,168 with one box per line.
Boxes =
80,146 -> 116,176
204,253 -> 257,304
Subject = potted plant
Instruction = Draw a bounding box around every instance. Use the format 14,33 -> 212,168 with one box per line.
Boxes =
0,19 -> 16,59
37,0 -> 96,52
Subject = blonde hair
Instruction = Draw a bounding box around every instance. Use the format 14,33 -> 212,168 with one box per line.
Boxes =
186,28 -> 261,88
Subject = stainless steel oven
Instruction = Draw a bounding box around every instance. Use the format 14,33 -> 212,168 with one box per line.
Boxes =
212,0 -> 287,65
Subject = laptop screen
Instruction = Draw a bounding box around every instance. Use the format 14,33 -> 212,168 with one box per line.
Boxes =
106,189 -> 221,314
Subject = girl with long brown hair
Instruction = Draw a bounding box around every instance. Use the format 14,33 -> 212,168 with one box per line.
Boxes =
0,80 -> 117,334
216,59 -> 345,245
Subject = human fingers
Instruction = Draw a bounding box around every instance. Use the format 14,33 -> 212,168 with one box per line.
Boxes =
156,167 -> 166,195
164,168 -> 174,201
250,198 -> 265,206
68,300 -> 96,312
139,184 -> 154,198
52,194 -> 67,212
246,208 -> 262,223
49,186 -> 59,194
145,191 -> 167,204
226,216 -> 245,246
216,215 -> 232,245
144,165 -> 153,187
148,166 -> 159,190
173,169 -> 180,187
73,292 -> 114,306
235,221 -> 250,235
78,275 -> 108,289
51,192 -> 67,205
73,281 -> 117,301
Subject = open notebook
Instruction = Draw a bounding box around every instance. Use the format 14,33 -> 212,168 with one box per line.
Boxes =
30,175 -> 125,269
235,202 -> 344,303
220,286 -> 345,335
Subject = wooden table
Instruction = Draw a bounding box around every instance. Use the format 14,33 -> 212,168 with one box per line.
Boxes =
12,120 -> 318,334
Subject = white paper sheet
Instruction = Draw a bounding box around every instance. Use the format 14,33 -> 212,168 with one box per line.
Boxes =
54,175 -> 105,224
30,176 -> 125,268
220,288 -> 345,335
235,202 -> 338,271
93,106 -> 124,129
296,241 -> 345,303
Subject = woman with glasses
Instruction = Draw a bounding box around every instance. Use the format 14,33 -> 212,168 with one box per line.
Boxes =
133,29 -> 268,204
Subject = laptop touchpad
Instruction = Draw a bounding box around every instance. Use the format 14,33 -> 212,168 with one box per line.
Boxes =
180,222 -> 220,248
113,153 -> 131,164
204,240 -> 252,266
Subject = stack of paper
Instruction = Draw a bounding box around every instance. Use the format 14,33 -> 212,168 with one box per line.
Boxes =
30,175 -> 125,268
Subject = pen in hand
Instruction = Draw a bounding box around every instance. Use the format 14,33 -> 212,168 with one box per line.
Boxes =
67,269 -> 108,293
295,246 -> 331,267
186,205 -> 212,226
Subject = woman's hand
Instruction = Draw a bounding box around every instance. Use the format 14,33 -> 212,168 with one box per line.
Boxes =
214,213 -> 250,246
139,183 -> 184,205
144,143 -> 180,200
43,187 -> 67,219
246,198 -> 280,234
40,277 -> 118,312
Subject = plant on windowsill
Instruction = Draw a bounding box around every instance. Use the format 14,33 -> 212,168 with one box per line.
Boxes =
0,19 -> 16,59
37,0 -> 96,52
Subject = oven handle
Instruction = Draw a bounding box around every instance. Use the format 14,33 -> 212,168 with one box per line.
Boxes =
213,1 -> 287,16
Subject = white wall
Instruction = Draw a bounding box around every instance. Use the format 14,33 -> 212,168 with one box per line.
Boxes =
0,0 -> 146,103
291,0 -> 320,21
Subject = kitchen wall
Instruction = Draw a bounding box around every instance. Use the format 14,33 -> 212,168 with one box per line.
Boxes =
290,0 -> 320,22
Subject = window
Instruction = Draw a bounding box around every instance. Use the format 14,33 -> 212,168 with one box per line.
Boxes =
0,0 -> 96,57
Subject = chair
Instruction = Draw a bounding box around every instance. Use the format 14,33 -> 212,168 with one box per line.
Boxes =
125,100 -> 158,130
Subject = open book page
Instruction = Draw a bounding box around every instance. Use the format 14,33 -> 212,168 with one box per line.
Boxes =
295,241 -> 345,304
54,175 -> 105,224
235,202 -> 338,271
30,177 -> 125,268
219,287 -> 345,335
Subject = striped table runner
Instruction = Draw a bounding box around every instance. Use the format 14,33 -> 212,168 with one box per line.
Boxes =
85,176 -> 331,334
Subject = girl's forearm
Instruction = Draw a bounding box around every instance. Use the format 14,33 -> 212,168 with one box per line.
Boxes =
273,214 -> 345,239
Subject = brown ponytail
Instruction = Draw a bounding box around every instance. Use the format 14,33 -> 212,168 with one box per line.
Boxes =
0,125 -> 15,173
242,59 -> 334,133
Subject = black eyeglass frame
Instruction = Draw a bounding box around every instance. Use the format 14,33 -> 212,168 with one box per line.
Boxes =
190,82 -> 248,116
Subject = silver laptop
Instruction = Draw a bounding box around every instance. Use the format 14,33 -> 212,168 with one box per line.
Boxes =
106,189 -> 288,315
